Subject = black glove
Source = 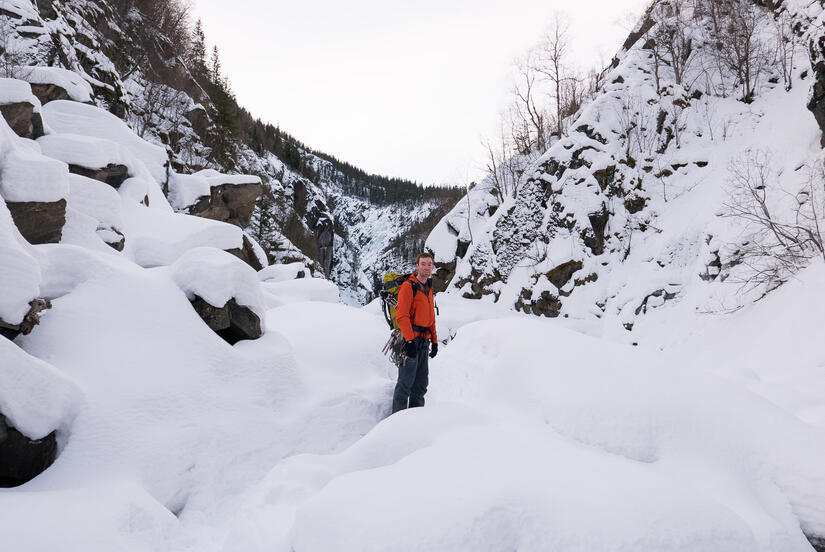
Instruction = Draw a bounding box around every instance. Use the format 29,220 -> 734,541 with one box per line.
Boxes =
405,340 -> 417,358
429,342 -> 438,358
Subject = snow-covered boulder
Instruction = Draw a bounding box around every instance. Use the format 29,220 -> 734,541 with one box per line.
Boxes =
19,66 -> 93,104
66,174 -> 126,251
0,78 -> 43,139
258,262 -> 309,282
41,100 -> 168,185
167,247 -> 266,343
0,197 -> 42,330
38,133 -> 135,188
0,337 -> 82,487
168,169 -> 262,228
0,115 -> 69,244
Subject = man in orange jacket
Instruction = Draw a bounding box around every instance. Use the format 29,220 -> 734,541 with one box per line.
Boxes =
392,252 -> 439,414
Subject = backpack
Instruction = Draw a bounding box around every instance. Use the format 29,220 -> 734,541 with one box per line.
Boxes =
378,272 -> 426,367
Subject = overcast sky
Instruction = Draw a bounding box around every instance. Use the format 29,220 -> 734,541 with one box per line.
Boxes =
192,1 -> 649,185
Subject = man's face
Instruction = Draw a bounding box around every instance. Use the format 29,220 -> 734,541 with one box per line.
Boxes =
416,256 -> 434,279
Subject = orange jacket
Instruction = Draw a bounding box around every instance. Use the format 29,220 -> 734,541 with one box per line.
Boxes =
396,275 -> 437,343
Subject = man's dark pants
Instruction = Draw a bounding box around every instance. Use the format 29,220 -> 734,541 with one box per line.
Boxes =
392,337 -> 429,414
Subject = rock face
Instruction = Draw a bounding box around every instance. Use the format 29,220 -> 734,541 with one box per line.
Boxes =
187,182 -> 262,228
0,414 -> 57,488
68,163 -> 130,188
0,102 -> 44,139
6,199 -> 66,244
190,296 -> 262,344
292,179 -> 334,276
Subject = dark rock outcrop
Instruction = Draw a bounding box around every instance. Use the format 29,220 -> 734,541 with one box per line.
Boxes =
29,83 -> 71,105
0,299 -> 51,341
0,102 -> 44,139
190,296 -> 262,345
7,199 -> 66,244
35,0 -> 57,19
68,163 -> 129,188
0,414 -> 57,488
187,182 -> 262,228
432,259 -> 456,294
226,234 -> 264,271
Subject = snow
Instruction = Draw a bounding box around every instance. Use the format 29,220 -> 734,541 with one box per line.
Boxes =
0,78 -> 39,107
167,171 -> 210,210
258,262 -> 310,282
166,247 -> 267,321
0,336 -> 81,439
67,173 -> 124,233
0,114 -> 69,203
37,133 -> 141,179
261,277 -> 340,308
194,168 -> 261,186
19,67 -> 94,103
40,100 -> 168,185
120,201 -> 244,267
0,196 -> 41,325
167,170 -> 261,211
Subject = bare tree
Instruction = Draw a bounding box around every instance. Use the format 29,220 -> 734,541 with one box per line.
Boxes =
710,0 -> 771,102
723,151 -> 825,290
534,13 -> 577,140
0,18 -> 31,79
511,50 -> 547,153
773,10 -> 798,91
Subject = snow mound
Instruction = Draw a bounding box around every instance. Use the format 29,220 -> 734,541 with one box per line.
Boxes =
67,173 -> 124,233
0,77 -> 40,108
0,116 -> 68,203
167,247 -> 266,321
0,337 -> 82,439
120,202 -> 243,267
0,197 -> 41,324
21,67 -> 93,103
167,172 -> 210,210
40,100 -> 168,184
261,277 -> 340,308
194,168 -> 261,186
258,262 -> 310,283
273,316 -> 825,552
37,133 -> 138,175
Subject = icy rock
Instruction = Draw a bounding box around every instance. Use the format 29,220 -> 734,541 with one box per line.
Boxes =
0,298 -> 51,340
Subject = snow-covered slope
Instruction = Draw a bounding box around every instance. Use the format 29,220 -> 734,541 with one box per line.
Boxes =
427,0 -> 825,342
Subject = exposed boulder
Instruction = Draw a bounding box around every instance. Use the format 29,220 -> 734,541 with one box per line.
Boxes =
68,163 -> 129,188
29,83 -> 71,105
6,199 -> 66,244
168,170 -> 263,228
0,414 -> 57,488
0,299 -> 51,341
190,296 -> 262,345
0,102 -> 44,139
187,181 -> 262,227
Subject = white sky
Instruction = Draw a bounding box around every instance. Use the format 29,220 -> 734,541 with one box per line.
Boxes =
192,0 -> 649,185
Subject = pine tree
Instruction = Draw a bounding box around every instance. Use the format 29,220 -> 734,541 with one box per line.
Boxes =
190,19 -> 207,81
210,45 -> 222,84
